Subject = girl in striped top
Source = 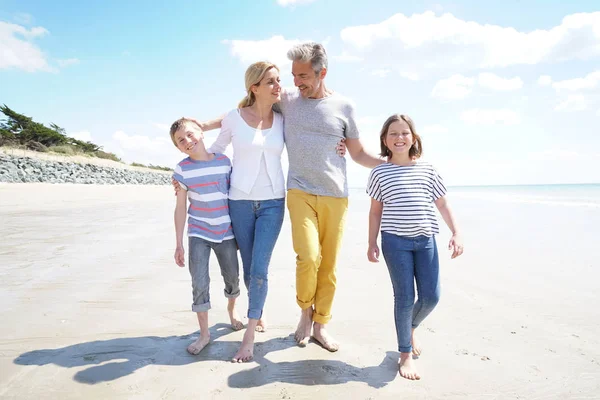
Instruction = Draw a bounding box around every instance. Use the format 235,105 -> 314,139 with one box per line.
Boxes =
366,114 -> 464,381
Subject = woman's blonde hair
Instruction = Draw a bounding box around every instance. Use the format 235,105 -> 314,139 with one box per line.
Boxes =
238,61 -> 279,108
379,114 -> 423,159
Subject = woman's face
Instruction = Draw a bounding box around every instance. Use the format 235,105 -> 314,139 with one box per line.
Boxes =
253,68 -> 281,104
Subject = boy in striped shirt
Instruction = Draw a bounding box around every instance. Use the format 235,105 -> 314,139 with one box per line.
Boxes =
170,118 -> 243,355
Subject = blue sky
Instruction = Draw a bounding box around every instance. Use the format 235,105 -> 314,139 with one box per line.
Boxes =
1,0 -> 599,186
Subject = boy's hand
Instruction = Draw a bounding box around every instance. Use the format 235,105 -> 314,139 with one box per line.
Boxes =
174,246 -> 185,267
448,233 -> 464,259
172,178 -> 182,195
367,244 -> 380,263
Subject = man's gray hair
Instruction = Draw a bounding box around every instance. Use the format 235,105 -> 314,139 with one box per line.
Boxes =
287,42 -> 328,74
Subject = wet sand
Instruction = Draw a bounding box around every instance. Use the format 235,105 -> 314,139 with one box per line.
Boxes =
1,184 -> 599,399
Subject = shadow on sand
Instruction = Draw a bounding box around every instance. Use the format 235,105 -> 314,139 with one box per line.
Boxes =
14,324 -> 397,388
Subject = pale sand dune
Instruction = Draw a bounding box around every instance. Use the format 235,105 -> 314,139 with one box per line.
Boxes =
1,184 -> 599,399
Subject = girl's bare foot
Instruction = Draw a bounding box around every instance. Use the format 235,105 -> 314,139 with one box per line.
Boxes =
256,316 -> 267,332
232,329 -> 255,363
294,307 -> 313,346
399,352 -> 421,380
312,322 -> 339,352
187,335 -> 210,355
411,329 -> 422,356
227,298 -> 244,331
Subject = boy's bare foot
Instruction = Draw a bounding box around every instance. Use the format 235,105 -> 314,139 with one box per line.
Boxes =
256,317 -> 267,332
187,335 -> 210,355
312,322 -> 339,352
411,329 -> 422,357
232,329 -> 255,363
399,352 -> 421,380
294,307 -> 313,346
227,299 -> 244,331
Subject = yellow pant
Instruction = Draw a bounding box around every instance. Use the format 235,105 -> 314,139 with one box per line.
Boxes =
286,189 -> 348,324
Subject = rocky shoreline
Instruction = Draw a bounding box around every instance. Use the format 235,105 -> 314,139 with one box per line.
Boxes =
0,152 -> 171,185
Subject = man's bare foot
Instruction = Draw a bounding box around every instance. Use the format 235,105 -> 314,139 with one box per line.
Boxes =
399,352 -> 421,380
411,329 -> 422,357
312,322 -> 339,352
256,317 -> 267,333
187,335 -> 210,355
294,307 -> 313,346
232,329 -> 255,363
227,299 -> 244,331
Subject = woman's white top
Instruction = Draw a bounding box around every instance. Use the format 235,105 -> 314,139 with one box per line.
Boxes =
208,108 -> 285,200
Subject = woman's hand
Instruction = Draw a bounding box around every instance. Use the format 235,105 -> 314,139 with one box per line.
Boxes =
367,243 -> 380,262
448,233 -> 464,259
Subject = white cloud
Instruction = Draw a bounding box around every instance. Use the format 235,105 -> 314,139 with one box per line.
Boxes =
555,94 -> 587,111
431,74 -> 474,99
0,21 -> 51,72
222,35 -> 303,67
372,69 -> 390,78
70,131 -> 92,142
152,122 -> 170,132
340,11 -> 600,72
421,124 -> 449,135
538,75 -> 553,86
477,72 -> 523,91
105,130 -> 180,167
276,0 -> 317,6
333,51 -> 363,62
57,58 -> 80,67
460,109 -> 521,125
432,72 -> 522,99
551,70 -> 600,91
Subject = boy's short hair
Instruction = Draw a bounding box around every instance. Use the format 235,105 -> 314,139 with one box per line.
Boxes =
169,118 -> 192,147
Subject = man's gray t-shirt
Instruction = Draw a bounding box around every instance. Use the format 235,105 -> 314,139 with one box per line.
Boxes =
277,89 -> 360,198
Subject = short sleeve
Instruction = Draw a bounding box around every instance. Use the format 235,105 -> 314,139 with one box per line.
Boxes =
431,166 -> 447,200
172,164 -> 188,190
366,168 -> 383,202
343,100 -> 360,140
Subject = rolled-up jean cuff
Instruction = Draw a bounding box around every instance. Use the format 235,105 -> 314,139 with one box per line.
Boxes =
399,345 -> 412,354
247,309 -> 262,320
296,297 -> 314,310
192,302 -> 211,312
312,312 -> 331,325
224,290 -> 240,299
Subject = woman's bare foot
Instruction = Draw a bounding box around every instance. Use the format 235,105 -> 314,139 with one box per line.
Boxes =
294,307 -> 313,346
399,352 -> 421,380
227,298 -> 244,331
232,329 -> 255,363
256,316 -> 267,333
312,322 -> 339,352
187,335 -> 210,355
411,329 -> 422,357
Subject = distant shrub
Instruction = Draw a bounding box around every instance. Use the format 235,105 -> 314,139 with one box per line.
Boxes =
131,162 -> 146,168
48,145 -> 76,155
147,164 -> 172,171
95,150 -> 121,162
26,141 -> 48,152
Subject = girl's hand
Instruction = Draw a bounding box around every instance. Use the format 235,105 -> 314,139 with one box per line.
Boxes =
174,246 -> 185,267
448,233 -> 464,259
336,138 -> 346,157
367,244 -> 380,262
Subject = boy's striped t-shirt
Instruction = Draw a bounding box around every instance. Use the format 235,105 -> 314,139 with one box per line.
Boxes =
367,161 -> 447,238
173,154 -> 234,243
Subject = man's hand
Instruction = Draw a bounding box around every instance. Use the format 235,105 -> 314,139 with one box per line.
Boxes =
174,246 -> 185,267
336,138 -> 346,157
367,243 -> 380,262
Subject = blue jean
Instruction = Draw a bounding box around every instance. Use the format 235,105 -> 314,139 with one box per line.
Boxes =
229,198 -> 285,320
381,232 -> 441,353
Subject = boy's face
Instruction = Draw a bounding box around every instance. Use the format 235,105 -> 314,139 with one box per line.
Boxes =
174,122 -> 203,155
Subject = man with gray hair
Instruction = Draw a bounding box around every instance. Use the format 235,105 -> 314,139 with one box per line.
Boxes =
182,42 -> 382,353
280,42 -> 382,351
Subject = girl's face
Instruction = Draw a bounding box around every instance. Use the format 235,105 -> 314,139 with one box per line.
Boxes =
385,120 -> 413,155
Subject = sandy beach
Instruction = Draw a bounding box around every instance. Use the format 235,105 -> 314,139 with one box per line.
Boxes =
1,184 -> 599,399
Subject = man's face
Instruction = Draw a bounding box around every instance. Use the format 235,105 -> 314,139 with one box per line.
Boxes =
292,61 -> 325,98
